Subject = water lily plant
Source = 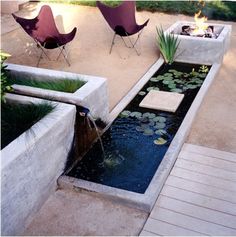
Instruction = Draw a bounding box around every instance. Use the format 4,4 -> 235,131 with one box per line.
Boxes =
156,26 -> 180,65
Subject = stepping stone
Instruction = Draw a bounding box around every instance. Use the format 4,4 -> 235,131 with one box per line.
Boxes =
139,90 -> 184,113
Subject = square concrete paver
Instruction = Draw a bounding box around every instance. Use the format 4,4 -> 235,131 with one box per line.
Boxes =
139,90 -> 184,112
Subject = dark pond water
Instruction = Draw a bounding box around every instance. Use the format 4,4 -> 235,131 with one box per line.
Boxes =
68,62 -> 210,193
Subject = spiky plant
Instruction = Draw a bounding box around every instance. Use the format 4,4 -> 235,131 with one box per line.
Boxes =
1,51 -> 12,102
1,102 -> 55,149
156,27 -> 180,65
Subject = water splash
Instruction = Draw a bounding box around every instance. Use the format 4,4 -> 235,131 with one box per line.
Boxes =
87,113 -> 106,161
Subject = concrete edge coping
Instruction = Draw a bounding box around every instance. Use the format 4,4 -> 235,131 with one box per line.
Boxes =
58,176 -> 152,212
59,60 -> 221,212
6,63 -> 107,102
1,93 -> 76,170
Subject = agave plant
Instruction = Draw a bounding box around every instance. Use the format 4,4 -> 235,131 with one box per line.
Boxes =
156,27 -> 180,65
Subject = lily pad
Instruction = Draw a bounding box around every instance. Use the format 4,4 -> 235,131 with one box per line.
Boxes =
120,110 -> 131,117
139,117 -> 149,123
148,113 -> 156,119
199,73 -> 206,78
186,84 -> 198,89
147,87 -> 159,92
136,126 -> 144,132
154,122 -> 166,129
143,112 -> 151,118
138,91 -> 146,96
143,128 -> 154,136
174,72 -> 183,77
150,77 -> 159,82
149,121 -> 155,126
163,80 -> 172,85
153,116 -> 166,123
130,111 -> 142,118
168,84 -> 176,89
156,75 -> 165,81
164,73 -> 173,77
141,123 -> 150,129
155,129 -> 167,135
154,137 -> 167,145
174,79 -> 183,84
169,69 -> 178,73
195,79 -> 203,84
171,88 -> 183,93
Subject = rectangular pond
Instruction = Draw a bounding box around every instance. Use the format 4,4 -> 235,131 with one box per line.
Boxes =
60,58 -> 221,211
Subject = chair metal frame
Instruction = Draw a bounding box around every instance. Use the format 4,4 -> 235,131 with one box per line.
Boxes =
34,40 -> 71,67
110,28 -> 144,55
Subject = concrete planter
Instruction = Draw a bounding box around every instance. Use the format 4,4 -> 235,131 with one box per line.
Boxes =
1,94 -> 76,235
7,63 -> 109,122
165,21 -> 232,64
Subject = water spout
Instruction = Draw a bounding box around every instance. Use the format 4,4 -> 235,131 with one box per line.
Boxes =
87,113 -> 106,161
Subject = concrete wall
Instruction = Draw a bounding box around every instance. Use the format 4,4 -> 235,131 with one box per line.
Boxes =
1,94 -> 76,235
7,63 -> 110,122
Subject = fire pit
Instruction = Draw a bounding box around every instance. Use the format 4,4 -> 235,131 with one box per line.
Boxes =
166,21 -> 231,64
181,11 -> 218,39
181,25 -> 216,38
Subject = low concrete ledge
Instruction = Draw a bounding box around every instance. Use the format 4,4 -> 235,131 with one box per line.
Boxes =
1,94 -> 76,235
6,63 -> 110,122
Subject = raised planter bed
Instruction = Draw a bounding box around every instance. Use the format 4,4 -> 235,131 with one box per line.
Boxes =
7,63 -> 109,122
165,21 -> 232,64
1,94 -> 76,235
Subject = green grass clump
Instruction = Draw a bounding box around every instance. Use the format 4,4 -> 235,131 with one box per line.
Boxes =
9,77 -> 85,93
156,27 -> 180,65
1,102 -> 55,149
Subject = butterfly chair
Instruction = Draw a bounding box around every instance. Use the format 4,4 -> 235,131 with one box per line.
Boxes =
12,5 -> 77,66
96,1 -> 149,55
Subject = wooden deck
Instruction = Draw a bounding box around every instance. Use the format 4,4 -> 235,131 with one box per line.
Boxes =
140,143 -> 236,236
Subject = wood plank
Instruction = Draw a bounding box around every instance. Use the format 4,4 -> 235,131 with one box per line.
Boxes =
166,175 -> 236,203
152,195 -> 236,229
183,144 -> 236,163
151,207 -> 236,236
143,218 -> 202,236
175,159 -> 236,182
171,167 -> 236,193
161,185 -> 236,216
139,230 -> 160,236
179,150 -> 236,172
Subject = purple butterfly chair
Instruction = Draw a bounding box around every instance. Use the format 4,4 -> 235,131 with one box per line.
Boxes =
12,5 -> 77,66
96,1 -> 149,55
